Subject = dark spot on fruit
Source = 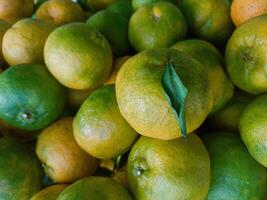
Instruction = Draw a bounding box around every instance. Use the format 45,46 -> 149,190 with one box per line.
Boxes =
152,14 -> 160,22
242,52 -> 254,62
135,166 -> 144,177
21,111 -> 32,120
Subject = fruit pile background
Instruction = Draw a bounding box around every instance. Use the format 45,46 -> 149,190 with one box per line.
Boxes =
0,0 -> 267,199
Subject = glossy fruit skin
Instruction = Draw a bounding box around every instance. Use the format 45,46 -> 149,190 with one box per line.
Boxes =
0,64 -> 66,131
202,132 -> 267,200
73,85 -> 138,159
207,90 -> 254,133
30,184 -> 68,200
44,23 -> 113,90
240,94 -> 267,167
57,177 -> 134,200
78,0 -> 117,11
129,2 -> 187,52
0,0 -> 34,23
67,88 -> 92,110
116,48 -> 210,140
2,18 -> 55,66
172,39 -> 234,115
87,10 -> 131,56
179,0 -> 234,45
36,117 -> 99,183
127,133 -> 210,200
107,0 -> 133,19
0,20 -> 10,64
231,0 -> 267,27
132,0 -> 177,10
0,138 -> 43,200
225,14 -> 267,94
36,0 -> 85,26
105,55 -> 131,85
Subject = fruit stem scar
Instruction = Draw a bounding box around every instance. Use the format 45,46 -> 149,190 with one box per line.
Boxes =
135,167 -> 144,177
152,7 -> 161,22
242,52 -> 253,62
21,111 -> 32,120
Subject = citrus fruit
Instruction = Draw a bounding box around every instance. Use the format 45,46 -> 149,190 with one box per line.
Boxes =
0,0 -> 34,23
86,10 -> 131,56
78,0 -> 117,11
0,64 -> 66,131
44,23 -> 113,90
0,138 -> 43,200
34,0 -> 48,9
240,94 -> 267,167
0,20 -> 10,65
225,14 -> 267,94
105,55 -> 131,85
2,18 -> 55,66
207,90 -> 254,133
231,0 -> 267,27
132,0 -> 177,10
100,159 -> 115,171
116,48 -> 210,140
36,0 -> 85,26
73,85 -> 138,159
112,165 -> 129,189
57,176 -> 133,200
107,0 -> 133,19
202,132 -> 267,200
179,0 -> 234,44
67,88 -> 92,110
127,133 -> 210,200
30,184 -> 68,200
36,117 -> 99,183
172,39 -> 234,114
129,2 -> 187,52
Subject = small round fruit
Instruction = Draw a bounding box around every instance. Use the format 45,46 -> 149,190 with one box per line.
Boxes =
67,88 -> 92,110
0,64 -> 66,131
0,0 -> 34,23
0,138 -> 43,200
202,132 -> 267,200
172,39 -> 234,114
107,0 -> 133,19
127,133 -> 210,200
179,0 -> 234,44
57,177 -> 133,200
231,0 -> 267,27
73,85 -> 138,159
116,48 -> 210,140
225,14 -> 267,94
78,0 -> 117,11
207,90 -> 254,133
240,94 -> 267,167
129,2 -> 187,51
36,117 -> 99,183
30,184 -> 68,200
2,18 -> 55,66
36,0 -> 85,26
105,55 -> 131,85
87,10 -> 131,56
132,0 -> 177,10
0,20 -> 10,64
44,23 -> 113,90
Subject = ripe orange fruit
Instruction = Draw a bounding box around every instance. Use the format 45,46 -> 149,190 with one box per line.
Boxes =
231,0 -> 267,27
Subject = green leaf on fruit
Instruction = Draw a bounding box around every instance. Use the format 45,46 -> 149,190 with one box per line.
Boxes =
161,61 -> 188,139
